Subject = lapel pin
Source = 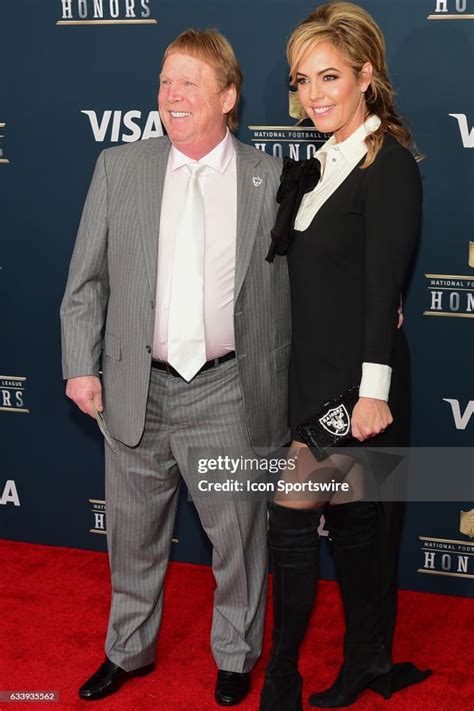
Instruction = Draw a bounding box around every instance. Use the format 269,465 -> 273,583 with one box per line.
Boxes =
252,176 -> 263,187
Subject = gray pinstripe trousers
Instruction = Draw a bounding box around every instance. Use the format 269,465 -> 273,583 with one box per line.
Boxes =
104,359 -> 268,673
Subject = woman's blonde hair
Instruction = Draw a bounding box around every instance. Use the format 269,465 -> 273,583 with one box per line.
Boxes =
287,2 -> 414,166
163,28 -> 242,131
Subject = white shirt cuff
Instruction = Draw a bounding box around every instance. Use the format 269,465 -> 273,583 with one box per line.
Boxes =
359,362 -> 392,401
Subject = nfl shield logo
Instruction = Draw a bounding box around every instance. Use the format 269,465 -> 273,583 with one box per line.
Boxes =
460,510 -> 474,539
319,404 -> 351,437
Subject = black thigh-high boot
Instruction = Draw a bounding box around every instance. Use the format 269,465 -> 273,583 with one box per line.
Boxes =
259,503 -> 322,711
367,502 -> 432,699
308,501 -> 392,708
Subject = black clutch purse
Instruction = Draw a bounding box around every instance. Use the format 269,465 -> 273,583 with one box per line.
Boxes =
296,386 -> 360,461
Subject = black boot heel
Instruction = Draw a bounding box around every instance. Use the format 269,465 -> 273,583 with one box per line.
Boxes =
366,667 -> 393,700
308,646 -> 392,708
367,662 -> 433,698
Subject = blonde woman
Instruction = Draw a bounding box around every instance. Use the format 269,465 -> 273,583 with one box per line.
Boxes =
261,4 -> 431,709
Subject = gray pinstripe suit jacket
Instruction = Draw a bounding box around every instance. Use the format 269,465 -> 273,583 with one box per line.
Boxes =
60,135 -> 291,448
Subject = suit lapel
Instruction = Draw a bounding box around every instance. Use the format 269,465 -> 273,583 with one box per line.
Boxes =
234,137 -> 265,302
136,139 -> 171,294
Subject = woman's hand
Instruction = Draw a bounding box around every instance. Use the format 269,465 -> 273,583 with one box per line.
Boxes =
351,397 -> 393,442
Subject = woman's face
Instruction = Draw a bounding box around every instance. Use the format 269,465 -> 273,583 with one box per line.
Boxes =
296,40 -> 372,143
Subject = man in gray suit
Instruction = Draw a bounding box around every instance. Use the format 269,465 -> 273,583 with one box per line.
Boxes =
60,29 -> 290,704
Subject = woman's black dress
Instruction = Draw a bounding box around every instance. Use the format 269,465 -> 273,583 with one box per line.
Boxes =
269,134 -> 422,445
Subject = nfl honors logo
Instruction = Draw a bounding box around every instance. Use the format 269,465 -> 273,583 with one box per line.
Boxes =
418,509 -> 474,580
248,92 -> 328,160
423,243 -> 474,318
57,0 -> 158,25
0,376 -> 30,414
319,404 -> 351,437
428,0 -> 474,19
89,499 -> 106,535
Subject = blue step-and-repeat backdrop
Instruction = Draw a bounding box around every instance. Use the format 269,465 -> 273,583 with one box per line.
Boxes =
1,0 -> 473,597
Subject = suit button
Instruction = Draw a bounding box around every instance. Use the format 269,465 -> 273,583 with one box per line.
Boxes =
146,345 -> 151,353
150,300 -> 155,310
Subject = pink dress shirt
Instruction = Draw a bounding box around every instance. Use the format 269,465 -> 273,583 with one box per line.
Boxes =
152,130 -> 237,361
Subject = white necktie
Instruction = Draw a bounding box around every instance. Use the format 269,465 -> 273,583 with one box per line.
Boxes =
167,162 -> 207,381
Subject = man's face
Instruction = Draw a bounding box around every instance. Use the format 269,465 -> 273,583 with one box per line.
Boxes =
158,52 -> 236,158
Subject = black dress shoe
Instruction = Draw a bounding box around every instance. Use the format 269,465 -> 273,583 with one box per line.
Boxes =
79,658 -> 154,701
215,670 -> 250,706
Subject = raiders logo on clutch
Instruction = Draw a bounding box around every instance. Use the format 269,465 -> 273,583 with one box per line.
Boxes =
319,404 -> 351,437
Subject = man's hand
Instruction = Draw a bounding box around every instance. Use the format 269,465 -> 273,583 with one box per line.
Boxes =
351,397 -> 393,442
397,303 -> 404,329
66,376 -> 103,418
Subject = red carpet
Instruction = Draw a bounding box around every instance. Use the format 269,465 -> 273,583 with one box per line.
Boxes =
0,540 -> 471,710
